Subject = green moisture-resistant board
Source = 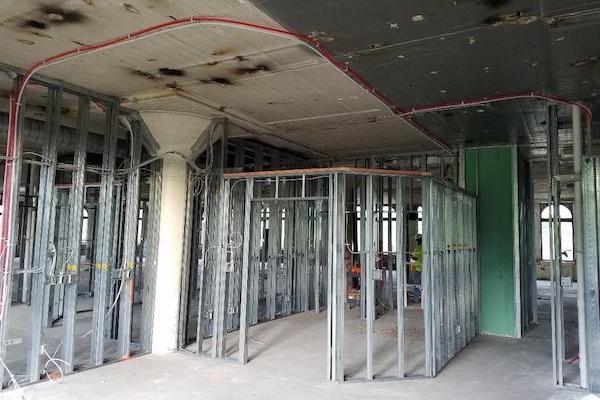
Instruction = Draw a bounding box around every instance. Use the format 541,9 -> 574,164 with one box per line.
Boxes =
466,147 -> 516,337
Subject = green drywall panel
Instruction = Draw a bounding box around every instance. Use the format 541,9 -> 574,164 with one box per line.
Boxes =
465,150 -> 478,194
466,147 -> 516,336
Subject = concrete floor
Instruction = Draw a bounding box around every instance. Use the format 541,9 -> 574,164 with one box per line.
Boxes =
537,281 -> 581,386
5,284 -> 598,400
3,295 -> 143,386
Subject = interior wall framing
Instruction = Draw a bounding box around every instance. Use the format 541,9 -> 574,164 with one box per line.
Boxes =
0,75 -> 162,389
179,128 -> 319,351
179,166 -> 479,383
581,157 -> 600,393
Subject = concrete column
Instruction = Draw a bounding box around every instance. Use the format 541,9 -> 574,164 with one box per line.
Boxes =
141,112 -> 211,354
152,155 -> 188,353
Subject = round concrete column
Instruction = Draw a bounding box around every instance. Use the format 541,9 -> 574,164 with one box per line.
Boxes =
152,154 -> 187,353
141,112 -> 211,353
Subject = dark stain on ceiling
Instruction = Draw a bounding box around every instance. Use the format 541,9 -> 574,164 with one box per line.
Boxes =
159,68 -> 186,77
232,64 -> 272,76
16,3 -> 88,38
200,77 -> 234,86
38,4 -> 87,25
21,19 -> 49,30
130,68 -> 160,81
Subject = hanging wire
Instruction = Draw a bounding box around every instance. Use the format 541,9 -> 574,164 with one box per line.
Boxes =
41,341 -> 70,384
115,151 -> 204,176
80,276 -> 126,339
0,354 -> 20,390
190,120 -> 216,197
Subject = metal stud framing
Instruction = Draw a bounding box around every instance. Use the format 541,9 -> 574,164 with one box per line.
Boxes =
61,95 -> 90,372
26,87 -> 62,382
0,72 -> 160,389
248,201 -> 262,326
181,168 -> 478,385
423,177 -> 434,377
284,198 -> 295,317
396,177 -> 406,378
423,180 -> 478,377
238,178 -> 254,364
0,78 -> 26,386
211,179 -> 231,358
117,119 -> 143,358
314,199 -> 323,314
329,173 -> 345,382
90,102 -> 119,366
581,157 -> 600,393
265,201 -> 280,320
548,105 -> 565,386
365,174 -> 375,380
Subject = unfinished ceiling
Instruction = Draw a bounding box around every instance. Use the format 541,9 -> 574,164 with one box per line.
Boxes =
249,0 -> 600,152
0,0 -> 441,158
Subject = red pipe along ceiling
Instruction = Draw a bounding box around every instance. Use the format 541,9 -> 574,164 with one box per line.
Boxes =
7,16 -> 595,156
0,16 -> 595,315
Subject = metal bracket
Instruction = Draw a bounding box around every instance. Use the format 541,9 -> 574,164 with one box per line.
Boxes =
46,273 -> 78,285
111,268 -> 133,280
227,306 -> 238,315
372,269 -> 383,281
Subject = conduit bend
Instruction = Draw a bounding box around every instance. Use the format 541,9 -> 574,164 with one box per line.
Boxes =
0,16 -> 596,316
9,16 -> 452,152
399,91 -> 594,156
400,91 -> 593,125
7,16 -> 594,163
0,96 -> 18,318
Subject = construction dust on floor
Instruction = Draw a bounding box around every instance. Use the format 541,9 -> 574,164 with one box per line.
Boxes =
5,310 -> 597,400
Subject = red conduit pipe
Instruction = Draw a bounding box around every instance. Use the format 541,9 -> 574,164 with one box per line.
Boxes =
1,17 -> 596,315
0,96 -> 18,318
400,91 -> 593,124
400,91 -> 594,156
9,16 -> 452,153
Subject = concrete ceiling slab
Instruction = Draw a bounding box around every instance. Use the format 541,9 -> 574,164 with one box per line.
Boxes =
0,0 -> 443,158
249,0 -> 600,153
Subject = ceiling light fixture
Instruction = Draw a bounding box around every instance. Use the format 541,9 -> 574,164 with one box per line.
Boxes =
411,14 -> 424,22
